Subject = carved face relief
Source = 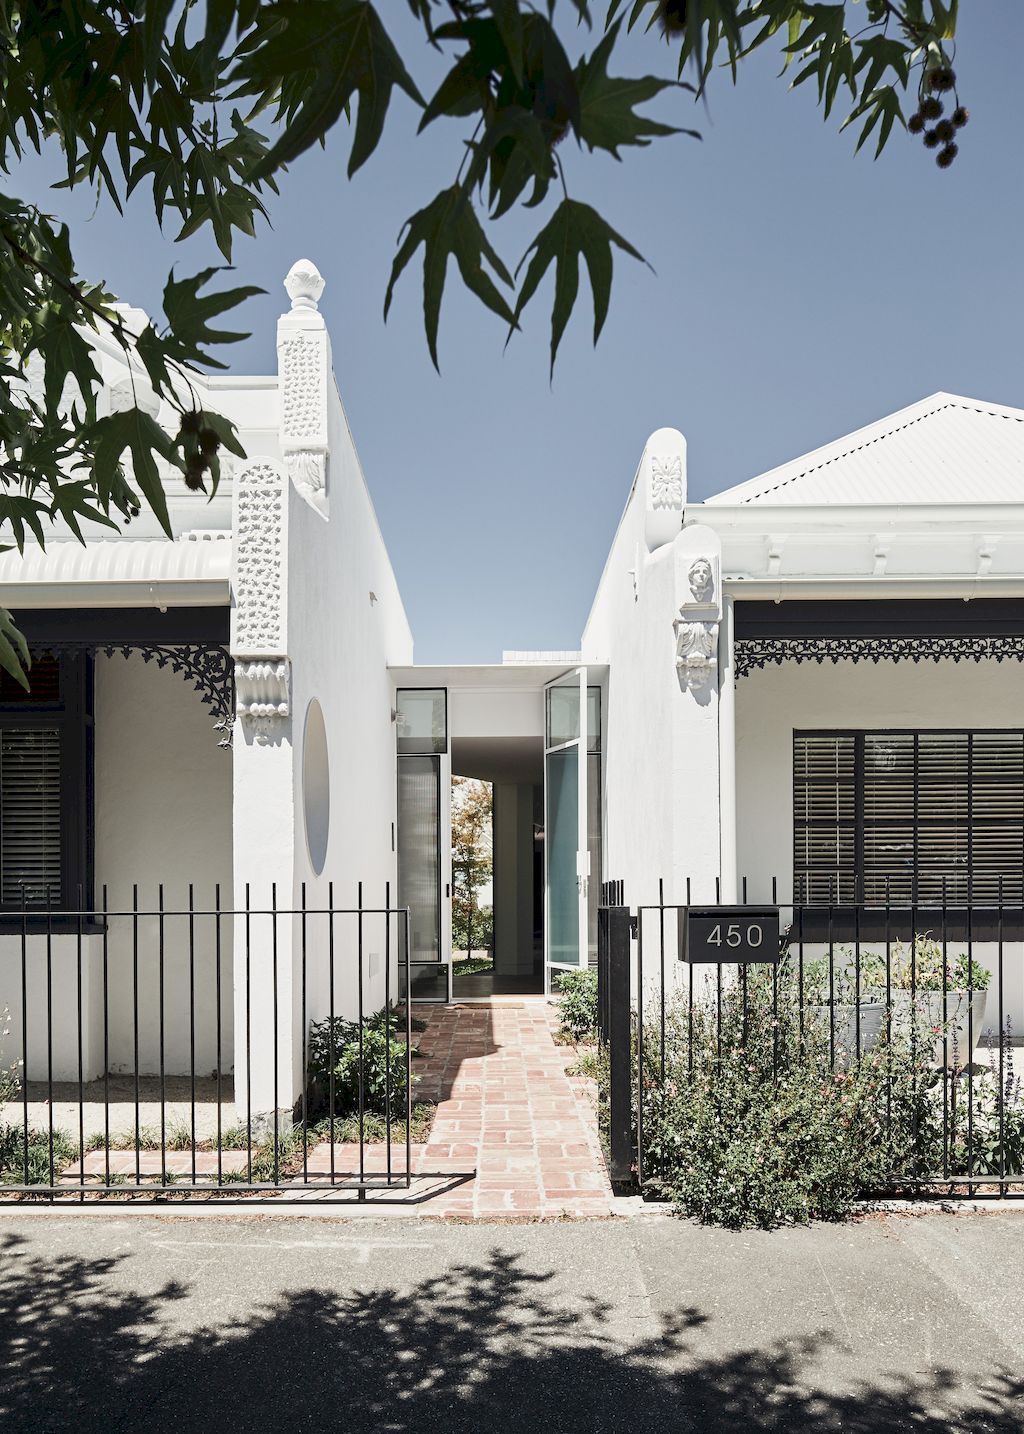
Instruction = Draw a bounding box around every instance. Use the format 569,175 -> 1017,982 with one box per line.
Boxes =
688,557 -> 713,605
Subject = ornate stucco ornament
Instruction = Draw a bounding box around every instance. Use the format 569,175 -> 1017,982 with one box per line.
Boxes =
673,554 -> 720,694
284,258 -> 325,311
279,258 -> 328,511
651,454 -> 683,510
235,659 -> 290,745
230,459 -> 291,744
674,617 -> 719,692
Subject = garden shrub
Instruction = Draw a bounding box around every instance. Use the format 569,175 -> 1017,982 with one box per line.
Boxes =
306,1006 -> 416,1120
639,964 -> 937,1229
555,968 -> 599,1043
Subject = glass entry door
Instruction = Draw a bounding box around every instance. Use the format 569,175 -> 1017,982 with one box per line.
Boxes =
545,669 -> 599,980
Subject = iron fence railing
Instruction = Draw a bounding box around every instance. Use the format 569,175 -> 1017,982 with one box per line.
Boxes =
598,877 -> 1024,1198
0,884 -> 440,1203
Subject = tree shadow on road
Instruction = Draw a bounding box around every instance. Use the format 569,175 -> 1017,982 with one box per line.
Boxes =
0,1229 -> 1018,1433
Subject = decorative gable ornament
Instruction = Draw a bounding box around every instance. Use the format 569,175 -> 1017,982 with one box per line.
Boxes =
230,458 -> 291,744
279,258 -> 329,512
651,455 -> 683,510
672,528 -> 723,696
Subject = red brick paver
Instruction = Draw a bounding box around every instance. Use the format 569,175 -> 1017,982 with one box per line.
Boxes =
49,1001 -> 614,1217
405,1000 -> 614,1218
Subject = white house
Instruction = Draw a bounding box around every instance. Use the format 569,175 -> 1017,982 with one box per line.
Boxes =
3,258 -> 1023,1121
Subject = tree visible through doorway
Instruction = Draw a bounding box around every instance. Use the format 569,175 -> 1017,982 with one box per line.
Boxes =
451,777 -> 493,973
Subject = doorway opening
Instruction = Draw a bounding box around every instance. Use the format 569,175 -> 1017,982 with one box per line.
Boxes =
450,739 -> 544,998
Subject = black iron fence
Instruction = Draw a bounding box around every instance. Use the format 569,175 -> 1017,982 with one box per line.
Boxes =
0,884 -> 429,1202
598,879 -> 1024,1198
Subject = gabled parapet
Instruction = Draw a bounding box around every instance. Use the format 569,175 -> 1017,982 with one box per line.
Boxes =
641,426 -> 687,552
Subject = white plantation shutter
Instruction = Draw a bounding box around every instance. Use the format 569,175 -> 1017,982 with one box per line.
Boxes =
795,730 -> 1024,906
0,727 -> 62,905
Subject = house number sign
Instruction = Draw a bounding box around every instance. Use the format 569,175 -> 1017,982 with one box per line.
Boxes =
678,906 -> 781,964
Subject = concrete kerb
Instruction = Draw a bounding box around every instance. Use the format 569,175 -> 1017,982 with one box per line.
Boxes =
3,1193 -> 1023,1221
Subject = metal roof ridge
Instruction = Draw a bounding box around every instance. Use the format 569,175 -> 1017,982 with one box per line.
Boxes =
706,392 -> 1024,506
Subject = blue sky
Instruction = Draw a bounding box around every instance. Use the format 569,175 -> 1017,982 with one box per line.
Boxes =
17,6 -> 1024,661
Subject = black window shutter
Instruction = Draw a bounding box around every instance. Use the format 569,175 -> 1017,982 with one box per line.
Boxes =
795,728 -> 1024,909
0,727 -> 62,905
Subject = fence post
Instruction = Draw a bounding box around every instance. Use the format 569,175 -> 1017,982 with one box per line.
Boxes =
600,904 -> 633,1190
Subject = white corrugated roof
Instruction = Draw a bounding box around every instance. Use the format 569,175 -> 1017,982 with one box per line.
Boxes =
0,536 -> 231,603
707,393 -> 1024,506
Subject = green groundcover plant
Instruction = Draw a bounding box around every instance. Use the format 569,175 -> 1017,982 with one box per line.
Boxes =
306,1006 -> 417,1121
555,968 -> 599,1043
638,961 -> 1022,1230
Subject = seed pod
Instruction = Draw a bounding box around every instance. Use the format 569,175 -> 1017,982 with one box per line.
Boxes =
935,120 -> 955,143
658,0 -> 687,33
952,107 -> 969,128
907,113 -> 925,135
923,129 -> 940,149
936,143 -> 958,169
930,68 -> 955,92
920,97 -> 943,120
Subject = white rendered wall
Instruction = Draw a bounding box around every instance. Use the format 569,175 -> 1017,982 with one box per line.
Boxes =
582,430 -> 725,909
736,657 -> 1024,1034
0,653 -> 232,1082
95,652 -> 233,1076
229,265 -> 413,1118
286,372 -> 414,1031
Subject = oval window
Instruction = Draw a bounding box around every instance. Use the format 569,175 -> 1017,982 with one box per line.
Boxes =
303,699 -> 330,875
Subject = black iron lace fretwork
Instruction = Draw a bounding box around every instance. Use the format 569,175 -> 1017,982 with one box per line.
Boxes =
735,634 -> 1024,680
36,641 -> 234,746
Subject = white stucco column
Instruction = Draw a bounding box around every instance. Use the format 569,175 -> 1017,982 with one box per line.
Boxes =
229,259 -> 339,1124
718,593 -> 737,902
230,454 -> 297,1124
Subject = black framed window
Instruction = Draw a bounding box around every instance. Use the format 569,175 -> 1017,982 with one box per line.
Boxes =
0,653 -> 93,913
794,729 -> 1024,909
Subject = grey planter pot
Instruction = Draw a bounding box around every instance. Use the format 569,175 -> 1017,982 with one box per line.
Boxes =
886,989 -> 990,1062
806,1001 -> 886,1062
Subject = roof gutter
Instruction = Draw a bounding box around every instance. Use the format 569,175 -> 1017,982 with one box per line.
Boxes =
690,501 -> 1024,531
724,575 -> 1024,602
0,580 -> 230,610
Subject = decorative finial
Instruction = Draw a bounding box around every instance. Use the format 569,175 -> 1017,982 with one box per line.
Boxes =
284,259 -> 325,311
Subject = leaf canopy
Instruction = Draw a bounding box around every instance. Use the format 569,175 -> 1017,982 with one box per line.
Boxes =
0,0 -> 969,683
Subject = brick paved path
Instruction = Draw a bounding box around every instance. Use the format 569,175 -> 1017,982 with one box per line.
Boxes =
58,1001 -> 615,1218
407,1000 -> 614,1218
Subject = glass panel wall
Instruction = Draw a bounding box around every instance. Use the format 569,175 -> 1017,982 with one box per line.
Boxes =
396,688 -> 448,1001
545,747 -> 579,964
396,689 -> 447,755
545,680 -> 602,972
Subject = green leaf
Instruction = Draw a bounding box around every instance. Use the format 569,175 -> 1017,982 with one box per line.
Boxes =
233,1 -> 425,180
161,267 -> 264,367
0,609 -> 30,692
512,198 -> 645,376
489,0 -> 525,83
385,186 -> 516,371
575,20 -> 698,157
88,409 -> 183,538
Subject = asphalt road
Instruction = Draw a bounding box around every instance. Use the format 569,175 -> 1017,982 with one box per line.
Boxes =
1,1209 -> 1022,1432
